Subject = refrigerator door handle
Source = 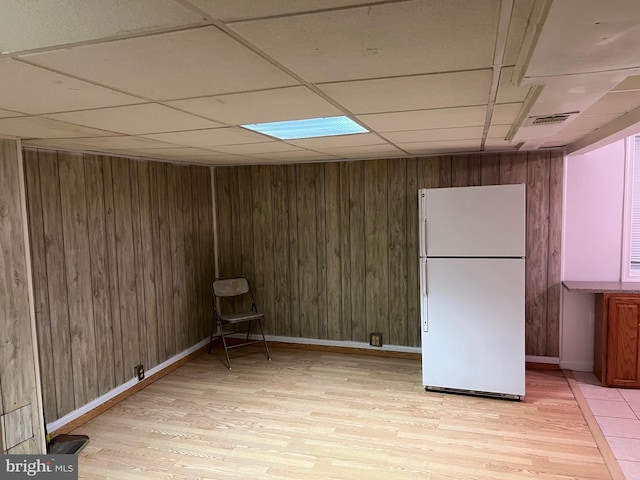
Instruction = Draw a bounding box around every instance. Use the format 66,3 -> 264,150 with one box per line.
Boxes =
420,259 -> 428,332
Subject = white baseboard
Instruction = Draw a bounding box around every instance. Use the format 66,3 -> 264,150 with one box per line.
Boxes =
525,355 -> 560,364
559,361 -> 593,372
256,334 -> 422,354
46,339 -> 209,433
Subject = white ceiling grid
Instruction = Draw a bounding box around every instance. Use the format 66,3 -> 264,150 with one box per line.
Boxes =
0,0 -> 638,164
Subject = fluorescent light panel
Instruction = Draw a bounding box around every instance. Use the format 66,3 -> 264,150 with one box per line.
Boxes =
242,115 -> 368,140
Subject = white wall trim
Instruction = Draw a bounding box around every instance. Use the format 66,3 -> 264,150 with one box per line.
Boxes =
46,339 -> 209,433
621,135 -> 638,281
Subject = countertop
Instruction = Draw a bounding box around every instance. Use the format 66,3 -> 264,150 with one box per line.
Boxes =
562,281 -> 640,294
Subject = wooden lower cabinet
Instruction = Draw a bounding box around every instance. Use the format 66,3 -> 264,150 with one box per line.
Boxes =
594,293 -> 640,387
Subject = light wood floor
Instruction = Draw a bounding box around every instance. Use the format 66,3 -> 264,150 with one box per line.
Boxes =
74,347 -> 612,479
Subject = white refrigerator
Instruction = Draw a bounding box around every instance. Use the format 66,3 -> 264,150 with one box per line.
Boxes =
419,184 -> 526,400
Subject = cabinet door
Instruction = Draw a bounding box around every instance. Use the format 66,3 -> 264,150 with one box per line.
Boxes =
606,296 -> 640,387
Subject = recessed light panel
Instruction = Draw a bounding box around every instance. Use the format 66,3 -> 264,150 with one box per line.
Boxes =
241,115 -> 368,140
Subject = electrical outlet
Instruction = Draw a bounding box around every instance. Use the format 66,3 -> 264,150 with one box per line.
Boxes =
370,332 -> 383,347
134,364 -> 144,381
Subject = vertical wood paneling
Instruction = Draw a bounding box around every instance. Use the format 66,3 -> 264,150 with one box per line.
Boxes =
480,153 -> 500,185
546,151 -> 563,357
155,163 -> 175,360
137,161 -> 159,367
167,164 -> 186,354
438,156 -> 452,187
339,162 -> 352,341
451,155 -> 469,187
325,163 -> 342,340
59,152 -> 99,406
499,152 -> 527,184
406,158 -> 420,347
349,162 -> 366,342
149,162 -> 166,362
213,150 -> 563,357
181,166 -> 198,347
251,165 -> 275,335
102,156 -> 124,385
316,164 -> 328,339
271,166 -> 291,337
287,165 -> 300,338
297,164 -> 319,339
526,150 -> 550,356
237,167 -> 255,313
0,140 -> 44,453
129,161 -> 148,372
39,151 -> 75,416
111,157 -> 140,377
27,151 -> 213,422
468,154 -> 482,186
83,155 -> 115,397
23,150 -> 57,421
365,159 -> 389,342
388,158 -> 408,346
418,156 -> 439,188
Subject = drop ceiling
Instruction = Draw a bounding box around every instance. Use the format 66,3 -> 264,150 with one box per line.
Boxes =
1,0 -> 640,165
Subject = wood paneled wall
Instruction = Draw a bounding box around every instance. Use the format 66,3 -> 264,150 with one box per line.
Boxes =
0,140 -> 45,453
24,149 -> 214,423
215,150 -> 563,357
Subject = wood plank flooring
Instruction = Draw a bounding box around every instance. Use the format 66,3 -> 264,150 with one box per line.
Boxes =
74,348 -> 612,479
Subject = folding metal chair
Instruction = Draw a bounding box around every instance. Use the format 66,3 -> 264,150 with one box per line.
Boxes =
209,277 -> 271,369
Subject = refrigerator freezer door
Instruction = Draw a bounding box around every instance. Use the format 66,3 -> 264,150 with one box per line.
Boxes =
422,257 -> 525,397
425,184 -> 525,258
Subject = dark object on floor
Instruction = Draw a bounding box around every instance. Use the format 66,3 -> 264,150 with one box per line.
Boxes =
48,434 -> 90,455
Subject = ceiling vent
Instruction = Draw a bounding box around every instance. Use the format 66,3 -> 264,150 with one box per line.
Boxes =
524,111 -> 579,127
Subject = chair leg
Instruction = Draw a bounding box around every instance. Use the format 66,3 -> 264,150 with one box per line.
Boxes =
257,318 -> 271,361
208,314 -> 217,354
220,325 -> 232,369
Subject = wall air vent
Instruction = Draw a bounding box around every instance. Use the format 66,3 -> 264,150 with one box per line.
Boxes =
524,111 -> 579,127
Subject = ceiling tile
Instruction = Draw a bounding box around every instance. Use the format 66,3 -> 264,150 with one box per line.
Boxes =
613,75 -> 640,91
244,150 -> 340,161
0,59 -> 142,114
358,106 -> 487,133
166,86 -> 342,125
126,146 -> 225,157
503,0 -> 535,65
0,117 -> 118,138
230,0 -> 500,82
319,70 -> 492,114
487,124 -> 511,138
496,67 -> 531,103
142,127 -> 269,147
383,127 -> 483,143
484,138 -> 519,150
188,0 -> 391,22
287,133 -> 382,149
24,27 -> 297,100
581,91 -> 640,116
492,103 -> 523,124
54,135 -> 175,150
396,139 -> 481,155
0,0 -> 205,54
316,144 -> 405,158
210,142 -> 303,155
560,113 -> 620,132
46,104 -> 222,135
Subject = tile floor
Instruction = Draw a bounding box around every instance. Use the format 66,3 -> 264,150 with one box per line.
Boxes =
573,371 -> 640,480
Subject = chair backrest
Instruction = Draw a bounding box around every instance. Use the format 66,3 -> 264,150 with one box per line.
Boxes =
213,277 -> 250,298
